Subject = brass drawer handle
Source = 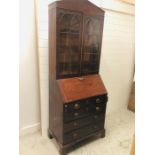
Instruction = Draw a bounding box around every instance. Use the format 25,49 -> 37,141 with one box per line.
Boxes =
64,105 -> 68,112
73,122 -> 78,127
74,103 -> 80,110
96,106 -> 100,111
96,98 -> 101,103
73,133 -> 78,138
74,112 -> 79,117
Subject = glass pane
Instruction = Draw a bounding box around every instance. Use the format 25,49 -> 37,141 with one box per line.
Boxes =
83,53 -> 99,63
57,9 -> 82,78
82,62 -> 99,74
82,16 -> 103,75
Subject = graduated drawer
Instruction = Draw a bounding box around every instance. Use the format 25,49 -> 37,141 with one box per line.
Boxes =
64,94 -> 108,112
63,113 -> 105,133
64,95 -> 107,123
63,122 -> 104,144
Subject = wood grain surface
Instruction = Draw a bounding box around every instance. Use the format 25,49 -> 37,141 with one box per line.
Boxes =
57,74 -> 107,103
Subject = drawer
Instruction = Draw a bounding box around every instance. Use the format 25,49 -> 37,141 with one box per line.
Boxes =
86,101 -> 107,114
64,94 -> 108,112
64,95 -> 107,123
64,109 -> 88,123
63,122 -> 104,144
64,101 -> 87,122
64,104 -> 106,123
64,101 -> 85,113
64,113 -> 105,133
90,95 -> 108,104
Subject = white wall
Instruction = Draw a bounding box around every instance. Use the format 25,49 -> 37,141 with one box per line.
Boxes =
100,10 -> 134,113
37,0 -> 135,136
90,0 -> 134,14
19,0 -> 40,135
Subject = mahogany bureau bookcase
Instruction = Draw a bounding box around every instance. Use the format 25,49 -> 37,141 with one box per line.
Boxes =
48,0 -> 108,155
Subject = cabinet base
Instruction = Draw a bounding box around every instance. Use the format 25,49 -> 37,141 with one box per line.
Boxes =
48,128 -> 105,155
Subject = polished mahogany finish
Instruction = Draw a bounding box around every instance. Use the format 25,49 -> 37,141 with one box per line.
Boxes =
57,74 -> 107,103
48,0 -> 107,155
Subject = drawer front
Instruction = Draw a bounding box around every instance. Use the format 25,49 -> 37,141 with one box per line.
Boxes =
63,122 -> 104,144
64,94 -> 107,123
64,113 -> 105,133
64,109 -> 88,123
90,95 -> 108,104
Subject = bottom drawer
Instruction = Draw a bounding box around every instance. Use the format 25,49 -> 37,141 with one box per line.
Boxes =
64,113 -> 105,133
63,122 -> 103,144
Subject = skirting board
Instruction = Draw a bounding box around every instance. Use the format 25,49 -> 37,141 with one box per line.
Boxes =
20,122 -> 40,136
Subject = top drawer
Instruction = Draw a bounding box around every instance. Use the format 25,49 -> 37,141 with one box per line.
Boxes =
90,95 -> 108,104
64,94 -> 108,111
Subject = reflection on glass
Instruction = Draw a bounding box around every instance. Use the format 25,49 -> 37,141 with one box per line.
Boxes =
82,16 -> 102,74
58,10 -> 82,77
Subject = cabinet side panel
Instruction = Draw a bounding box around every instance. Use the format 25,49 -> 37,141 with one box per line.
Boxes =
49,7 -> 63,143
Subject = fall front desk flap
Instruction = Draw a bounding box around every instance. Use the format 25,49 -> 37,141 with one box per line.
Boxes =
57,74 -> 107,103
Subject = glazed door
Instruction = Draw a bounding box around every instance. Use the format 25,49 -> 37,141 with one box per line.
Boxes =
57,9 -> 82,79
81,15 -> 104,75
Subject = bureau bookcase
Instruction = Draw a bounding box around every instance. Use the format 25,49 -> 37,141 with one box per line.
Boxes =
48,0 -> 108,155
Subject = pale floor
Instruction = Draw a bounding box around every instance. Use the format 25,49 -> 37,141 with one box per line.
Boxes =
20,109 -> 135,155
